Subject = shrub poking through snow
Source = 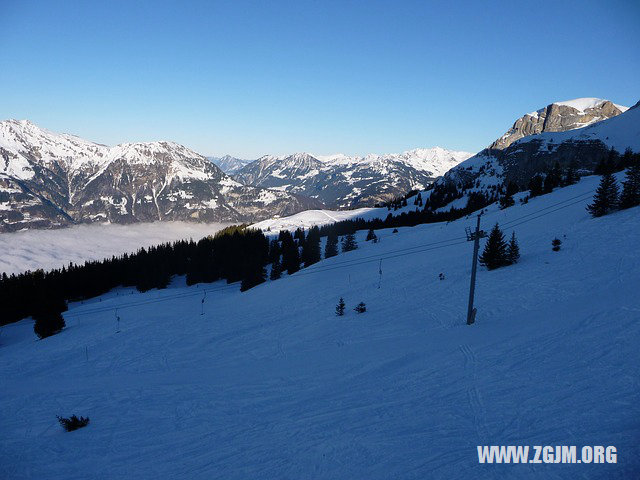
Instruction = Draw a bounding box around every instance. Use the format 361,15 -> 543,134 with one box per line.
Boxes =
552,238 -> 562,252
354,302 -> 367,313
336,298 -> 346,316
57,415 -> 90,432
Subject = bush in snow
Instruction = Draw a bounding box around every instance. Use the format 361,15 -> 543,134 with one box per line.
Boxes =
336,298 -> 346,316
552,238 -> 562,252
57,415 -> 90,432
354,302 -> 366,313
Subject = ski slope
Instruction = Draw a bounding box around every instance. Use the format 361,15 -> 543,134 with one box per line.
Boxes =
1,174 -> 639,479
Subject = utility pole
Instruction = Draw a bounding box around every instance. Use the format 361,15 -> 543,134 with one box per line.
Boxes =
465,214 -> 486,325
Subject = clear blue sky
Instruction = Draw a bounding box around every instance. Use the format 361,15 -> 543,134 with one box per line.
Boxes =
1,0 -> 638,158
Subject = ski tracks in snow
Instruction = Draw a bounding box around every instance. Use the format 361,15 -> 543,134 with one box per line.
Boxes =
459,344 -> 490,444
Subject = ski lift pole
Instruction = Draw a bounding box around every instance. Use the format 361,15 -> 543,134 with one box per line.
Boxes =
466,214 -> 484,325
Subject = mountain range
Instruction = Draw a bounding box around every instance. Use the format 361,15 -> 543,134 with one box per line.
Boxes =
0,121 -> 320,232
1,97 -> 636,232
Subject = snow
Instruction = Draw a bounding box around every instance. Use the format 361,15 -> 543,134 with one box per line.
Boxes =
0,222 -> 230,275
553,97 -> 627,112
1,174 -> 638,478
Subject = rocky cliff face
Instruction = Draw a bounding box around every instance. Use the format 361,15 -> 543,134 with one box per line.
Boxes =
490,98 -> 627,150
438,98 -> 638,202
0,121 -> 321,232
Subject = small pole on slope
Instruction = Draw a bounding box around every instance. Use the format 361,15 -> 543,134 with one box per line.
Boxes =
466,214 -> 485,325
115,309 -> 120,333
201,291 -> 206,316
378,259 -> 383,289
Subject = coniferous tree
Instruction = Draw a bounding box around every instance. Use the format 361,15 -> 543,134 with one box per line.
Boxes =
587,173 -> 619,217
280,230 -> 301,274
336,297 -> 345,316
564,163 -> 579,185
506,231 -> 520,264
324,231 -> 339,259
478,223 -> 509,270
268,239 -> 281,264
301,226 -> 321,267
528,175 -> 544,197
354,302 -> 366,313
543,162 -> 562,193
269,258 -> 282,280
365,228 -> 377,242
341,232 -> 358,252
619,164 -> 640,209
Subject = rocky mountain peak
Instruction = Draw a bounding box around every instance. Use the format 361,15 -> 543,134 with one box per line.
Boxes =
490,98 -> 628,150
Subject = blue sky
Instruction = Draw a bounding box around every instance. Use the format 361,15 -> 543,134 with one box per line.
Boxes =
1,0 -> 638,158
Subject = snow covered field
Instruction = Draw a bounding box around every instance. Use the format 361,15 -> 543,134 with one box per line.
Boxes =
0,222 -> 230,275
1,175 -> 639,478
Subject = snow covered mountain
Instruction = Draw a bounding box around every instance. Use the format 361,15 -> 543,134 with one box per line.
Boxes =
3,173 -> 638,478
0,121 -> 320,232
432,98 -> 639,209
207,155 -> 253,174
490,98 -> 628,150
234,147 -> 472,208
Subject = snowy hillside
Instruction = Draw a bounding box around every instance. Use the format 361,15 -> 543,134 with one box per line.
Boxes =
234,147 -> 472,208
0,222 -> 230,275
2,174 -> 638,478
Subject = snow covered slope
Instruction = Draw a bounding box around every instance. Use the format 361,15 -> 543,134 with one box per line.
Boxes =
2,174 -> 638,478
0,120 -> 319,231
234,147 -> 472,208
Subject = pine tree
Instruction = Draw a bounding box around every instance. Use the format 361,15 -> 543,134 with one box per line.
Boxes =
354,302 -> 366,313
543,161 -> 562,193
586,173 -> 619,217
478,223 -> 509,270
365,228 -> 377,242
269,258 -> 282,280
324,231 -> 339,258
528,175 -> 544,197
336,297 -> 345,316
33,312 -> 66,339
280,231 -> 301,274
564,163 -> 579,185
506,231 -> 520,264
301,226 -> 321,267
499,194 -> 515,210
341,233 -> 358,252
619,164 -> 640,209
